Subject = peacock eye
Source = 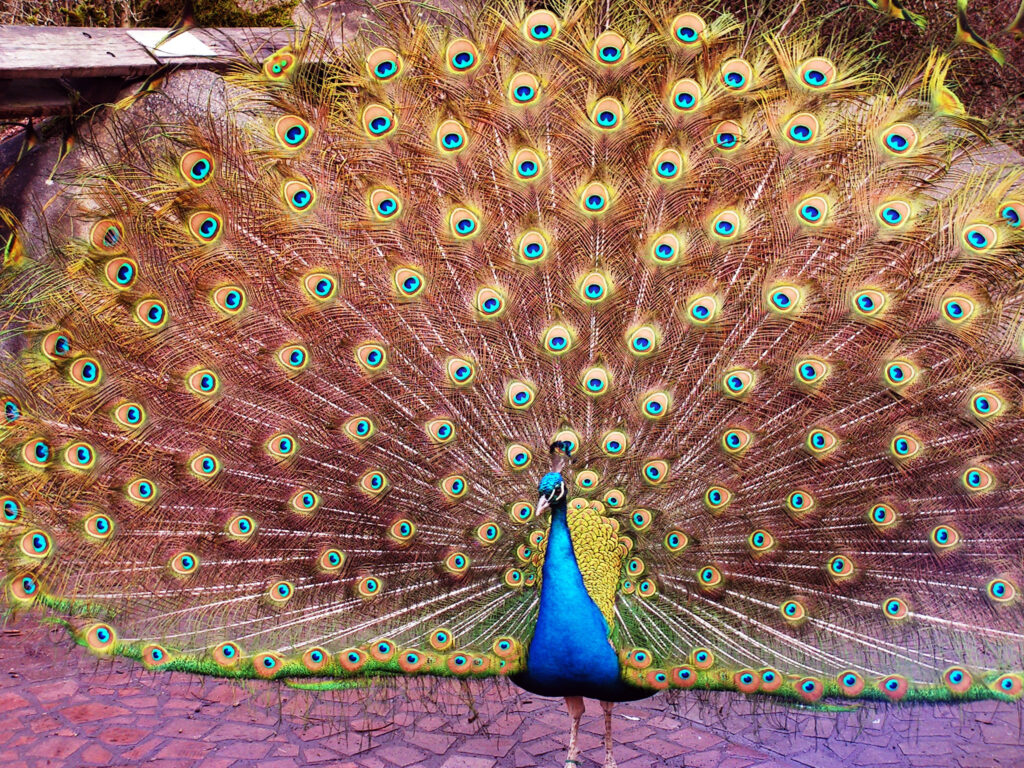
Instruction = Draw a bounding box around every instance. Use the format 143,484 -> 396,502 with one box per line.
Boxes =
524,10 -> 558,40
367,47 -> 402,80
579,182 -> 610,214
713,121 -> 741,151
179,149 -> 215,185
1000,201 -> 1023,228
720,58 -> 752,91
784,113 -> 819,145
798,57 -> 836,88
283,181 -> 315,212
961,223 -> 996,253
441,474 -> 469,499
506,444 -> 533,470
447,39 -> 480,72
42,331 -> 72,360
186,368 -> 219,396
362,105 -> 396,138
266,432 -> 297,460
112,402 -> 146,429
189,452 -> 221,479
722,368 -> 754,397
542,324 -> 574,355
880,123 -> 917,154
188,212 -> 223,243
355,343 -> 387,373
889,433 -> 922,460
4,397 -> 22,424
671,13 -> 705,45
669,78 -> 701,113
852,289 -> 887,317
275,115 -> 312,148
590,94 -> 621,124
711,210 -> 741,240
594,32 -> 626,64
211,285 -> 247,314
90,219 -> 126,254
445,356 -> 476,385
786,489 -> 816,516
508,73 -> 540,105
517,230 -> 548,263
797,196 -> 828,225
449,207 -> 480,238
69,357 -> 102,387
126,478 -> 157,504
425,418 -> 456,443
64,441 -> 96,470
601,430 -> 628,457
627,325 -> 659,356
652,149 -> 683,181
641,390 -> 670,419
877,200 -> 911,228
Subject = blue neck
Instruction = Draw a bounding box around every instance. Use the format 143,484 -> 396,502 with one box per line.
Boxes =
517,500 -> 624,697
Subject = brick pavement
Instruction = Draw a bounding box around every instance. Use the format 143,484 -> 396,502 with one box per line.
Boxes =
1,614 -> 1022,767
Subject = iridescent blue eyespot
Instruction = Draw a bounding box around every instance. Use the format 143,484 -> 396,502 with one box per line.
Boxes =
677,26 -> 698,42
4,399 -> 20,423
443,133 -> 463,149
453,51 -> 474,69
596,111 -> 617,127
369,116 -> 391,134
886,133 -> 908,151
674,92 -> 695,109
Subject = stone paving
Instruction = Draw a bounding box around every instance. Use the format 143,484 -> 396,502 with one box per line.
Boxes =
1,614 -> 1022,767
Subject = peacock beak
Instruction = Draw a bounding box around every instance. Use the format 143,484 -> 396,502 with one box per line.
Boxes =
536,495 -> 551,516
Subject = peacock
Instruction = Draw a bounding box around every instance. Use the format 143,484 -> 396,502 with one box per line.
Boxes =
2,2 -> 1024,766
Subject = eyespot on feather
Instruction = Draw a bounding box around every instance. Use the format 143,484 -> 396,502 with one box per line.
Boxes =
343,416 -> 376,442
446,39 -> 480,72
135,298 -> 168,329
142,644 -> 170,668
444,551 -> 471,576
169,551 -> 199,576
889,433 -> 922,461
780,598 -> 807,624
275,115 -> 312,148
266,433 -> 297,461
591,97 -> 624,130
355,343 -> 387,373
474,287 -> 506,318
104,256 -> 137,289
85,623 -> 116,653
748,529 -> 775,554
476,522 -> 501,545
437,119 -> 468,153
669,79 -> 701,112
542,323 -> 574,355
882,596 -> 909,620
798,57 -> 836,88
226,514 -> 256,539
826,554 -> 855,580
213,641 -> 242,667
425,418 -> 456,444
20,530 -> 52,558
664,530 -> 689,553
282,180 -> 315,212
254,652 -> 283,678
943,667 -> 973,696
440,474 -> 469,499
367,47 -> 402,80
852,289 -> 887,317
805,428 -> 838,457
670,13 -> 705,46
506,444 -> 532,470
84,513 -> 114,540
179,149 -> 214,185
880,123 -> 918,154
961,223 -> 997,253
303,647 -> 329,672
720,428 -> 752,456
796,196 -> 828,226
524,10 -> 558,41
509,501 -> 534,524
869,502 -> 898,530
594,32 -> 626,64
999,201 -> 1023,228
710,210 -> 741,240
692,648 -> 714,669
838,671 -> 865,697
713,121 -> 741,151
69,357 -> 102,387
641,459 -> 669,485
575,470 -> 599,490
362,105 -> 396,138
783,113 -> 819,145
393,267 -> 425,299
112,402 -> 146,429
276,344 -> 309,373
188,211 -> 223,243
641,390 -> 671,419
278,482 -> 317,517
512,148 -> 544,181
449,207 -> 480,239
508,73 -> 540,105
517,230 -> 549,264
22,438 -> 51,468
339,648 -> 366,671
189,452 -> 221,480
303,273 -> 337,301
64,441 -> 96,470
649,232 -> 682,265
579,182 -> 611,214
211,286 -> 247,314
125,478 -> 157,504
359,470 -> 389,496
766,285 -> 802,315
263,48 -> 295,79
685,294 -> 720,325
446,357 -> 476,386
41,331 -> 71,360
90,219 -> 125,254
720,58 -> 753,91
601,430 -> 628,457
879,675 -> 908,701
318,548 -> 345,572
877,200 -> 911,228
721,368 -> 754,397
704,485 -> 732,512
356,575 -> 383,598
580,366 -> 610,397
786,489 -> 816,517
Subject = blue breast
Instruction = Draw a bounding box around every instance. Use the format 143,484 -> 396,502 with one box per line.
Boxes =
511,506 -> 650,701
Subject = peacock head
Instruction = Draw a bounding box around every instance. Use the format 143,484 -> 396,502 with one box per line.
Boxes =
537,441 -> 572,515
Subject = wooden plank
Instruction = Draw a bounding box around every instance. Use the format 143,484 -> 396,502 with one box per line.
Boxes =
0,26 -> 294,81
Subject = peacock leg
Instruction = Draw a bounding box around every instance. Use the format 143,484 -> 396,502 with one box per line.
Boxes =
563,695 -> 585,767
600,700 -> 617,768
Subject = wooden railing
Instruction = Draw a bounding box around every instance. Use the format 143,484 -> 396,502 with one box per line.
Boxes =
0,26 -> 293,118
